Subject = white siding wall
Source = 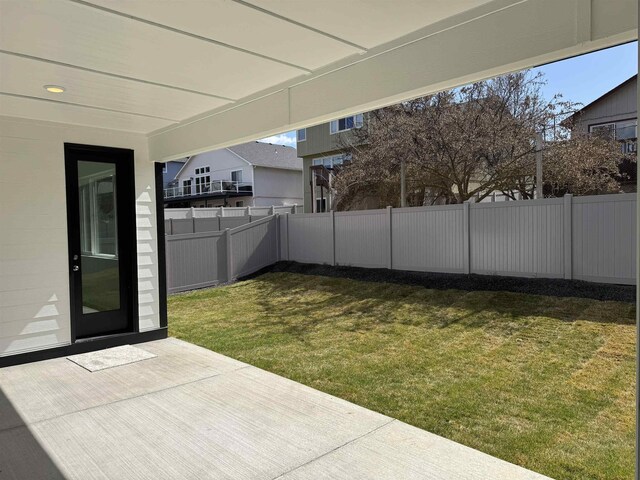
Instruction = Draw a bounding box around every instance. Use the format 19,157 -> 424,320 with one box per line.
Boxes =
253,166 -> 303,206
0,116 -> 161,357
174,148 -> 253,185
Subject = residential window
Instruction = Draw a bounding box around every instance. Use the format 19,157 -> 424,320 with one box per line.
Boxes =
330,114 -> 363,134
315,198 -> 327,212
297,129 -> 306,142
589,123 -> 616,139
182,179 -> 192,195
231,170 -> 243,183
616,119 -> 637,140
194,166 -> 211,194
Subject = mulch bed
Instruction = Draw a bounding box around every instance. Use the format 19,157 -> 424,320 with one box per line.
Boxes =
249,261 -> 636,303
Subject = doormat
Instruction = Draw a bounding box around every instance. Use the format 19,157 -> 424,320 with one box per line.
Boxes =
67,345 -> 157,372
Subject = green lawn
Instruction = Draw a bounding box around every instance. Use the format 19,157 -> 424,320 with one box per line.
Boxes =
168,272 -> 635,480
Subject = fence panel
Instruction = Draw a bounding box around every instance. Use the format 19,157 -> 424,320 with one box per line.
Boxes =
250,207 -> 272,216
194,217 -> 221,233
231,217 -> 279,279
469,198 -> 564,278
572,194 -> 636,284
193,208 -> 221,218
171,218 -> 195,235
220,216 -> 251,229
164,208 -> 191,219
392,205 -> 465,273
273,205 -> 295,215
222,207 -> 248,217
166,231 -> 226,293
335,210 -> 388,268
287,213 -> 333,265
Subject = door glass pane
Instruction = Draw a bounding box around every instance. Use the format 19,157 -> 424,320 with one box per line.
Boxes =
78,161 -> 120,313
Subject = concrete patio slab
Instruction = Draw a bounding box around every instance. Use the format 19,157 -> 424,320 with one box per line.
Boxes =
0,337 -> 245,429
0,338 -> 551,480
277,419 -> 547,480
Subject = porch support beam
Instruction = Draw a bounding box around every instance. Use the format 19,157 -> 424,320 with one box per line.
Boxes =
149,0 -> 637,162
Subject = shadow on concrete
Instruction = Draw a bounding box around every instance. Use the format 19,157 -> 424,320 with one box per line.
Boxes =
0,387 -> 66,479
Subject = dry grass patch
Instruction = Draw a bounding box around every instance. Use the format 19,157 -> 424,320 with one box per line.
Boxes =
168,272 -> 635,480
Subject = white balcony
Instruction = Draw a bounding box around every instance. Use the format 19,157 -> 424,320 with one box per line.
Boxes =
164,180 -> 253,200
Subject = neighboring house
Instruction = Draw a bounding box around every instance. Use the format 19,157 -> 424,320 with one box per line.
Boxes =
297,114 -> 365,213
565,74 -> 637,190
161,160 -> 186,189
164,141 -> 303,208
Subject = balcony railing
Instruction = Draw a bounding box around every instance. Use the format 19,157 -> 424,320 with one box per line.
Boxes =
164,180 -> 253,199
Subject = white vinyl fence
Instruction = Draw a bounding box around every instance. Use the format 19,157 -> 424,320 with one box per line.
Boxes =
166,193 -> 636,292
164,205 -> 302,235
164,205 -> 301,219
166,216 -> 279,293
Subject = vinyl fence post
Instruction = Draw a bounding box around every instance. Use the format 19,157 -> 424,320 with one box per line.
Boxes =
275,214 -> 280,262
285,213 -> 290,261
190,206 -> 195,219
387,206 -> 393,270
331,210 -> 336,266
165,236 -> 172,293
563,194 -> 573,280
270,206 -> 274,216
463,202 -> 470,274
225,228 -> 233,282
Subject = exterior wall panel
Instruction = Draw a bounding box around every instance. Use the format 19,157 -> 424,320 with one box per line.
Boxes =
0,117 -> 161,357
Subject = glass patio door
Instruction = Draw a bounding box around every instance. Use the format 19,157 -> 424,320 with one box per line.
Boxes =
65,144 -> 137,340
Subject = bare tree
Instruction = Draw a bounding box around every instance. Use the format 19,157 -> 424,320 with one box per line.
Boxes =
333,71 -> 631,209
543,130 -> 631,196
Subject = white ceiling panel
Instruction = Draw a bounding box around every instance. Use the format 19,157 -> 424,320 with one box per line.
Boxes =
85,0 -> 362,70
244,0 -> 494,49
0,94 -> 173,133
0,53 -> 230,121
0,0 -> 304,99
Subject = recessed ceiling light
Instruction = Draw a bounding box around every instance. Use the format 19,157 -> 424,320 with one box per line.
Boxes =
44,85 -> 65,93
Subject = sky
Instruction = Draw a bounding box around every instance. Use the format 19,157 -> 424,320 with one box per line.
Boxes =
259,41 -> 638,149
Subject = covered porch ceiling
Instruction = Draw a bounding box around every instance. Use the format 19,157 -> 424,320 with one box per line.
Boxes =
0,0 -> 637,162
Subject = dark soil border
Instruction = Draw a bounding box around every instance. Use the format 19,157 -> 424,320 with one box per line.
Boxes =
245,261 -> 636,303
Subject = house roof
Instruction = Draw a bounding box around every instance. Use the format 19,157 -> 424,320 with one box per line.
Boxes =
564,74 -> 637,124
228,142 -> 302,171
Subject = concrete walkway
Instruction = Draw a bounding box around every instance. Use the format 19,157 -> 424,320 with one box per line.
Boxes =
0,338 -> 551,480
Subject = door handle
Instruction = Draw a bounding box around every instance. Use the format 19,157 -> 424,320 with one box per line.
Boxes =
72,265 -> 80,272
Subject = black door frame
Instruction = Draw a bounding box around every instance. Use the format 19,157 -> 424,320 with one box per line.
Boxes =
64,143 -> 139,342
